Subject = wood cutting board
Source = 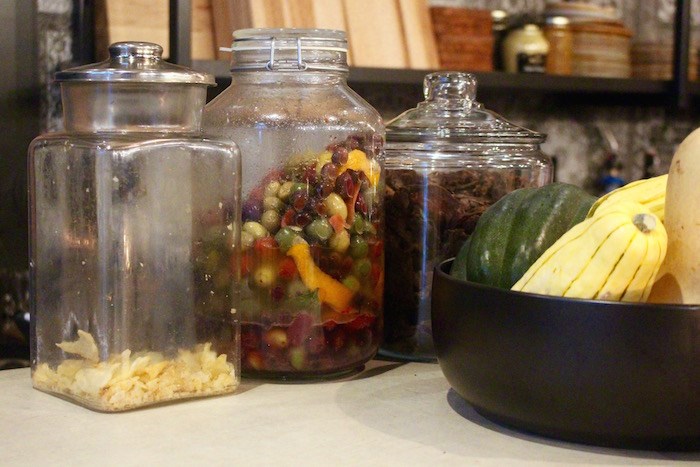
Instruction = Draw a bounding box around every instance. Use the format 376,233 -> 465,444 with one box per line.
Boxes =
249,0 -> 285,28
95,0 -> 216,60
397,0 -> 438,69
310,0 -> 351,64
281,0 -> 315,28
211,0 -> 253,60
342,0 -> 407,68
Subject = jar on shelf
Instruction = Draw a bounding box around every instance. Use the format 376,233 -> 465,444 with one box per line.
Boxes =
203,29 -> 385,380
29,42 -> 241,411
544,16 -> 573,75
502,23 -> 550,73
381,72 -> 552,362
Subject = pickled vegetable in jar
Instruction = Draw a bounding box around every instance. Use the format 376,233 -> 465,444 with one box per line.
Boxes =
203,29 -> 384,379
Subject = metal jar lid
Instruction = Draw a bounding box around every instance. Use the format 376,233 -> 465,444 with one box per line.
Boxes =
386,72 -> 545,145
55,42 -> 215,85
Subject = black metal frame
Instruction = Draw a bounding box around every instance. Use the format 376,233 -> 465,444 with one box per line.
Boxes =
672,0 -> 692,110
169,0 -> 191,66
71,0 -> 95,64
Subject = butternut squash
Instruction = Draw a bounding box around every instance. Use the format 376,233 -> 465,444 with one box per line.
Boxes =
649,128 -> 700,304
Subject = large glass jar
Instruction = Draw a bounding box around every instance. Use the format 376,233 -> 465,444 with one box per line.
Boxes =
382,72 -> 552,361
203,29 -> 384,380
29,43 -> 242,411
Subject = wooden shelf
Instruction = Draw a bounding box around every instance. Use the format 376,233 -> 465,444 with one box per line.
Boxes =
74,0 -> 692,109
194,59 -> 671,97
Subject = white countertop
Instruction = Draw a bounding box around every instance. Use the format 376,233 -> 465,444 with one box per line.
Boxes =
1,361 -> 698,466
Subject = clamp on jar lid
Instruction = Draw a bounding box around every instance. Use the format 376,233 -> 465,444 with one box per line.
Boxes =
386,72 -> 545,145
227,28 -> 349,73
55,42 -> 215,85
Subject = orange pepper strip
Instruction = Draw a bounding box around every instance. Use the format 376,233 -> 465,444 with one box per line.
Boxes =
338,149 -> 380,187
287,243 -> 354,312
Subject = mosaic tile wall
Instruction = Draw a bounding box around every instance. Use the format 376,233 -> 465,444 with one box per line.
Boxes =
36,0 -> 700,191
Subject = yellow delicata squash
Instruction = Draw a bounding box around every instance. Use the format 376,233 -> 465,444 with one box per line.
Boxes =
512,200 -> 667,302
587,174 -> 667,222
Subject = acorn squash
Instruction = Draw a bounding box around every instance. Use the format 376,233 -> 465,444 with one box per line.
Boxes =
454,183 -> 596,289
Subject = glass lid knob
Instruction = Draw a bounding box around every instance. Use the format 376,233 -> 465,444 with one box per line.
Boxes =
109,42 -> 163,61
423,72 -> 477,105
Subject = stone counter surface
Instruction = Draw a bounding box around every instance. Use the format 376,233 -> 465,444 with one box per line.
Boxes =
0,361 -> 698,466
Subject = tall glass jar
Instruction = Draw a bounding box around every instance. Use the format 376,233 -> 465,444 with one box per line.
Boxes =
29,43 -> 241,411
203,29 -> 384,380
382,72 -> 552,362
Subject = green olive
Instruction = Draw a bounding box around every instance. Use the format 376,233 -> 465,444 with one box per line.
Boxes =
364,221 -> 377,236
261,210 -> 281,233
352,215 -> 365,234
264,180 -> 281,198
263,196 -> 284,212
349,235 -> 368,259
275,227 -> 299,253
352,258 -> 372,278
277,181 -> 295,201
324,193 -> 347,220
250,264 -> 276,288
342,275 -> 361,293
243,221 -> 268,240
305,218 -> 333,242
289,346 -> 306,370
329,230 -> 350,253
241,230 -> 255,251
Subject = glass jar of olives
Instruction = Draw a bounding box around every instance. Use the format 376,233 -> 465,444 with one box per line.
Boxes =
203,29 -> 385,380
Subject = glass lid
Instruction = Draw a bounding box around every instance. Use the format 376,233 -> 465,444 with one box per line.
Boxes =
55,42 -> 215,85
386,72 -> 545,144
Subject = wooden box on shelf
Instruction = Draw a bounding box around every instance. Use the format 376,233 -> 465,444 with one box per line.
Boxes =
430,7 -> 494,72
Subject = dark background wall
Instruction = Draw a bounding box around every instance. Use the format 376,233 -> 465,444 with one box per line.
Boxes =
0,0 -> 39,272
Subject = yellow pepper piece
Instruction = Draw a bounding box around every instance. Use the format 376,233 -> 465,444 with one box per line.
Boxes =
339,149 -> 381,187
287,243 -> 354,311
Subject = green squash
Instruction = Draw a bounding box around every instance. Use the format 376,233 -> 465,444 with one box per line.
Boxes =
452,183 -> 596,289
449,236 -> 471,280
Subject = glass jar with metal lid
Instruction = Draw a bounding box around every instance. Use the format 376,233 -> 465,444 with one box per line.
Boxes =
382,72 -> 551,361
29,42 -> 241,411
203,29 -> 384,380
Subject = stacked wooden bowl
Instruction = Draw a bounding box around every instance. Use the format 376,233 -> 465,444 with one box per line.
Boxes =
631,42 -> 698,81
545,1 -> 632,79
571,21 -> 632,78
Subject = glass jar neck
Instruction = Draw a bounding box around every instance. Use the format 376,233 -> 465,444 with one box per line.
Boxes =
230,29 -> 349,74
229,70 -> 347,86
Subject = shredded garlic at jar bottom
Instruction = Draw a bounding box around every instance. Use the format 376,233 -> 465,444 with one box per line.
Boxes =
32,332 -> 238,412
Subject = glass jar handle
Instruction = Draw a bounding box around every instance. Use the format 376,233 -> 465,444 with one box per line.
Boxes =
423,72 -> 477,110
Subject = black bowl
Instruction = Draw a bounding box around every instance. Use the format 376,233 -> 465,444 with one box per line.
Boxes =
432,259 -> 700,451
